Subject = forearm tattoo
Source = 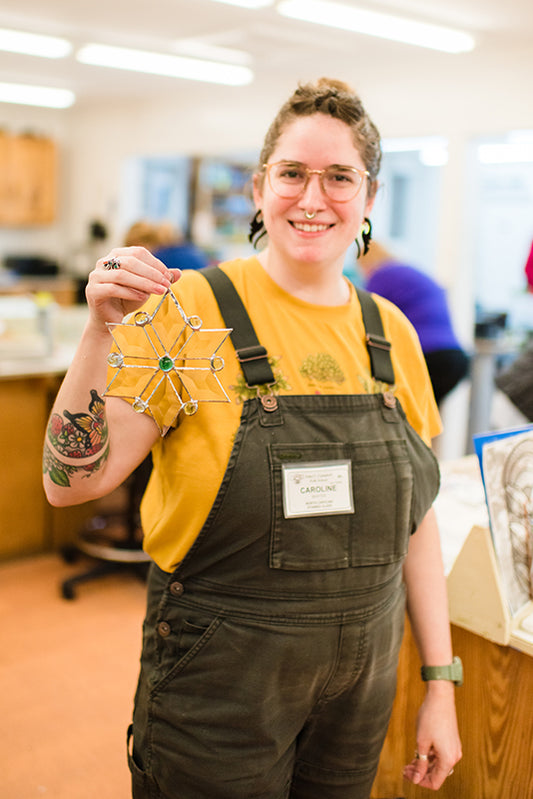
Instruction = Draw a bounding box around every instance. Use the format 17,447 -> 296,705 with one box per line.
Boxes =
43,389 -> 109,487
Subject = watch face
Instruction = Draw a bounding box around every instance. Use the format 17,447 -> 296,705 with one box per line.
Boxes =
451,656 -> 464,686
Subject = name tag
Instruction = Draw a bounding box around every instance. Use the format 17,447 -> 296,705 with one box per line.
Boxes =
282,460 -> 355,519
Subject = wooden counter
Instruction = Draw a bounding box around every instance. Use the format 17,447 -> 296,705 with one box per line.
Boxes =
0,276 -> 77,306
371,457 -> 533,798
371,619 -> 533,798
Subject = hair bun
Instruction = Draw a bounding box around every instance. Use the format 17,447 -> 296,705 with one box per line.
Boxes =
316,77 -> 353,94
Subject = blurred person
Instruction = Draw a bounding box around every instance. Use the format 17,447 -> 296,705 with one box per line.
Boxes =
358,240 -> 469,405
124,219 -> 209,271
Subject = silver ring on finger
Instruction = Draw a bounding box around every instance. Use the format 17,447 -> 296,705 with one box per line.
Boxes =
103,257 -> 121,270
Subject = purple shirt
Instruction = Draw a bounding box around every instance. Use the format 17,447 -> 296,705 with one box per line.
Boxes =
364,262 -> 461,353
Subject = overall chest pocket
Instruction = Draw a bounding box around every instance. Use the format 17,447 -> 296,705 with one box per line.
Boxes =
268,440 -> 414,571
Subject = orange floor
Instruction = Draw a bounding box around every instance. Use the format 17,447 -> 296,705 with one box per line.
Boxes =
1,553 -> 147,799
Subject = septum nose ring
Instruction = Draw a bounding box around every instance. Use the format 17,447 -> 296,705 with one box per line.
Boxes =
304,211 -> 316,220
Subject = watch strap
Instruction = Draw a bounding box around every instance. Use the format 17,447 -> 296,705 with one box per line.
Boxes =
421,656 -> 463,686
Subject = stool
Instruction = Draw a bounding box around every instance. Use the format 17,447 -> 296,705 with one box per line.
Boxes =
60,455 -> 152,599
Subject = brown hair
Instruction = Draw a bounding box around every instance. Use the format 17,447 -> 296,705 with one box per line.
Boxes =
257,77 -> 381,200
123,220 -> 182,249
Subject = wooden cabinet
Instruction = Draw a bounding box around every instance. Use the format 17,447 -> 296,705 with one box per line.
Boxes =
0,132 -> 57,225
0,374 -> 96,561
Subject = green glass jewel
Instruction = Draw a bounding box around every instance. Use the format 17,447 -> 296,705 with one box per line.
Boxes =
158,355 -> 174,372
107,352 -> 124,368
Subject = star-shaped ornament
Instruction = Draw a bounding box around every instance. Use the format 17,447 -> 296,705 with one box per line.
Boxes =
104,290 -> 232,434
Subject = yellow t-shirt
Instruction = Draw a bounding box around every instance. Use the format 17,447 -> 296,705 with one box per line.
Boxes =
116,256 -> 441,571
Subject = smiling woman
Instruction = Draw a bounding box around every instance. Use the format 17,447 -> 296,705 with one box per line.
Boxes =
249,80 -> 380,299
43,76 -> 461,799
252,114 -> 375,296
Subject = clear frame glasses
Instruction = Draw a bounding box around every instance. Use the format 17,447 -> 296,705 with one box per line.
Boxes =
263,161 -> 369,203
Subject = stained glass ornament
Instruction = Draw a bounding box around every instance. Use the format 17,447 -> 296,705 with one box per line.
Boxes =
104,289 -> 232,434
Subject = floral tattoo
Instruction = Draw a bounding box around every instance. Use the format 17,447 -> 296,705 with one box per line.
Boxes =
43,389 -> 109,487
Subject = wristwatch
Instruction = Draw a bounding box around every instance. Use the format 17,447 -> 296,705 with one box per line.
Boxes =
421,656 -> 463,686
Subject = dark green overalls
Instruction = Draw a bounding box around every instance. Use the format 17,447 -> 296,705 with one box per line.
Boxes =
128,268 -> 440,799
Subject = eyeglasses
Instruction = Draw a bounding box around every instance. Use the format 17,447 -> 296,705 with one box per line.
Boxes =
263,161 -> 369,203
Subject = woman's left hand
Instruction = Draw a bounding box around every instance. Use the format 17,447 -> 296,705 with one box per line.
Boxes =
402,681 -> 462,790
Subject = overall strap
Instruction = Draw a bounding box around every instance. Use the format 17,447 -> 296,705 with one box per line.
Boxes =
201,267 -> 394,387
201,266 -> 275,387
355,288 -> 395,385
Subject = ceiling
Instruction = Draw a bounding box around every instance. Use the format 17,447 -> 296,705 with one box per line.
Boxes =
0,0 -> 532,106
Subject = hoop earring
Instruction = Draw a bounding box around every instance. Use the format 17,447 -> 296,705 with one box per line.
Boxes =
248,209 -> 267,248
355,217 -> 372,258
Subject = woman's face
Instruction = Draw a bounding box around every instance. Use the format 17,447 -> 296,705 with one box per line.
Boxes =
253,114 -> 375,271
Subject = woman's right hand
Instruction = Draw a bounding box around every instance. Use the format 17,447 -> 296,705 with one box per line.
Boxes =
85,246 -> 179,328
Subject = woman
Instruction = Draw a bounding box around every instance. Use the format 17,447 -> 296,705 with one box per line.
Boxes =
43,78 -> 461,798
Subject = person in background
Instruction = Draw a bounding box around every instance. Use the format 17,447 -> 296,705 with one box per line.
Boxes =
43,78 -> 461,798
357,240 -> 469,405
124,219 -> 209,271
494,237 -> 533,421
524,238 -> 533,292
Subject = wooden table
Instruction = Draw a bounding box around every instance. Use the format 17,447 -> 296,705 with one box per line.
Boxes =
371,619 -> 533,798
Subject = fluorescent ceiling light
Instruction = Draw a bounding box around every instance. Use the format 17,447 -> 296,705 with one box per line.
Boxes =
208,0 -> 274,8
77,43 -> 253,86
175,40 -> 252,66
0,82 -> 75,109
0,27 -> 71,58
277,0 -> 475,54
